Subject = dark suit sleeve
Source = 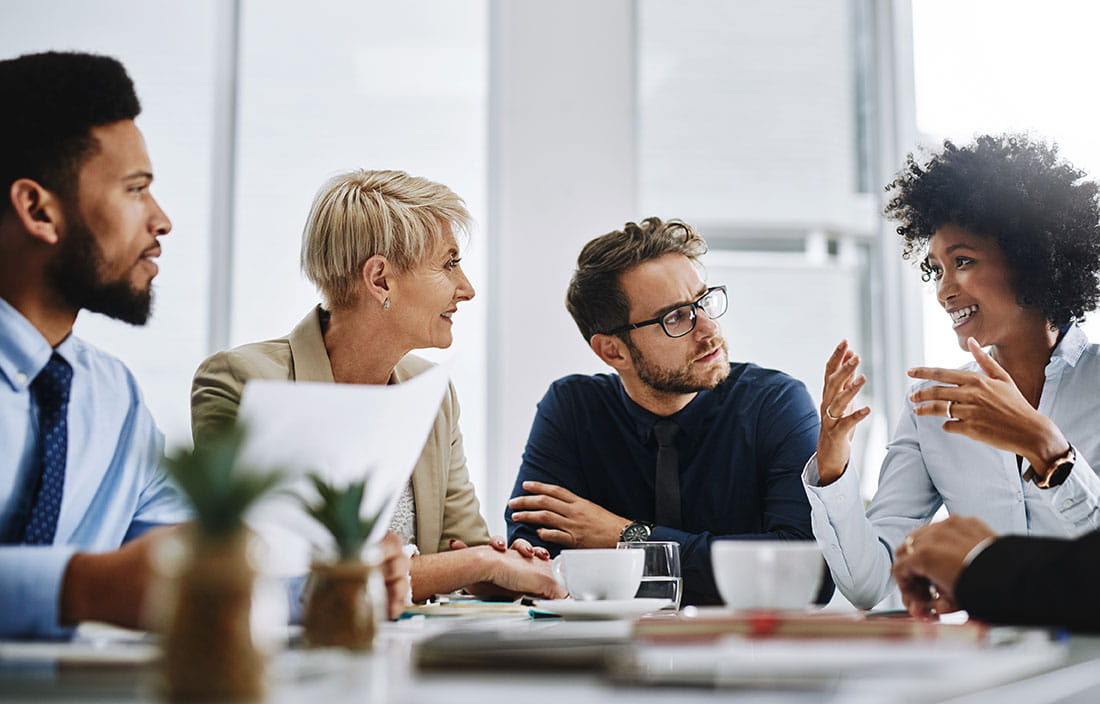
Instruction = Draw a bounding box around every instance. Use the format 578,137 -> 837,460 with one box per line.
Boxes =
505,384 -> 587,551
654,376 -> 830,604
753,377 -> 821,541
956,531 -> 1100,632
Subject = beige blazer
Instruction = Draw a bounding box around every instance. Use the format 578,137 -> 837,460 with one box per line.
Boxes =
190,307 -> 490,555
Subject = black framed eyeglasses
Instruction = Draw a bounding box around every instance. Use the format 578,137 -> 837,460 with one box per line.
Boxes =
604,285 -> 728,338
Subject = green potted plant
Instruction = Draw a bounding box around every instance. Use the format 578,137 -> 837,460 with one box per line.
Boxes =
160,425 -> 283,702
300,474 -> 381,650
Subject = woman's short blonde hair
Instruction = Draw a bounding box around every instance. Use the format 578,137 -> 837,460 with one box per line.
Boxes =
301,169 -> 471,308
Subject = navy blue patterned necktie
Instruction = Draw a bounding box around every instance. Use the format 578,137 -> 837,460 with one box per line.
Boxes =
21,353 -> 73,544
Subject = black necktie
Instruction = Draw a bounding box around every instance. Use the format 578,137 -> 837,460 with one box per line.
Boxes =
20,353 -> 73,544
653,419 -> 682,529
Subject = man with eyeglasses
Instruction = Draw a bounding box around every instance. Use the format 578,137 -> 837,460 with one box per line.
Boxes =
506,217 -> 825,605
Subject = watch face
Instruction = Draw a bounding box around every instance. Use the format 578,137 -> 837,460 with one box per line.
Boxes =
1048,460 -> 1074,488
622,523 -> 651,542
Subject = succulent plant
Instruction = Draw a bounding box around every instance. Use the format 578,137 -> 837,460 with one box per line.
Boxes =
301,474 -> 380,562
163,425 -> 284,539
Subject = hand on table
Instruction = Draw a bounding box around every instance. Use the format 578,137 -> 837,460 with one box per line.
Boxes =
459,545 -> 566,600
908,337 -> 1070,473
448,534 -> 560,600
449,535 -> 551,560
379,531 -> 411,620
892,516 -> 998,619
508,481 -> 628,548
816,340 -> 871,485
484,547 -> 566,599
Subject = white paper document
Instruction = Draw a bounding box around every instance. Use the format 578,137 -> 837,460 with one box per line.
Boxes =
235,360 -> 452,575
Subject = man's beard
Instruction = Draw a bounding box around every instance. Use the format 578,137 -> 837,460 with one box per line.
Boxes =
46,207 -> 153,325
627,338 -> 730,394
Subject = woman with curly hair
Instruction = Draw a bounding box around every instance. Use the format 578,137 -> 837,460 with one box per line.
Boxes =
803,134 -> 1100,610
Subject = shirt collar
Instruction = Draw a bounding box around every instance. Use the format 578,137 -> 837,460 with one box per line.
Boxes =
0,297 -> 56,392
614,374 -> 715,442
1050,324 -> 1088,370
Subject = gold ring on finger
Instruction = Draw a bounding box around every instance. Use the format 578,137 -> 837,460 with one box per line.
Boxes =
946,400 -> 956,421
903,535 -> 915,555
825,406 -> 841,421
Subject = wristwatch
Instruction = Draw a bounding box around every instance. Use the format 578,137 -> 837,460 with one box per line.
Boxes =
1034,445 -> 1076,490
620,521 -> 653,543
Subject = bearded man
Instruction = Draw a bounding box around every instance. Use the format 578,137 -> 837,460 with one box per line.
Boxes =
506,218 -> 825,605
0,51 -> 189,637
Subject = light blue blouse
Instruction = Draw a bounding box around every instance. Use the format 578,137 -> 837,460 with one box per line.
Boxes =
804,325 -> 1100,608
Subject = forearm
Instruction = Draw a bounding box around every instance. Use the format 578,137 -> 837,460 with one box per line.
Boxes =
805,466 -> 899,609
60,552 -> 137,628
408,548 -> 492,602
1019,416 -> 1070,476
60,541 -> 158,631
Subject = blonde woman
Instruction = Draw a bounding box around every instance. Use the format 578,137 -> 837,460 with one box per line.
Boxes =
192,170 -> 563,602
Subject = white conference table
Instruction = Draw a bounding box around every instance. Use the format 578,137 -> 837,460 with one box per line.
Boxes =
4,614 -> 1100,704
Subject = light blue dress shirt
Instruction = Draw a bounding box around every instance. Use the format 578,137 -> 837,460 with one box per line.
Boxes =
0,298 -> 191,638
804,325 -> 1100,609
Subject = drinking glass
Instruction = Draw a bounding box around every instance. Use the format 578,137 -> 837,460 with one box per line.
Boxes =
616,540 -> 682,609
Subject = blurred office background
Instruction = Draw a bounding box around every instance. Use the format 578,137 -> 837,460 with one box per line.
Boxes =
2,0 -> 1098,535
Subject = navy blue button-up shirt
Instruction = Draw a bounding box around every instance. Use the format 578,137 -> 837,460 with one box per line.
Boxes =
506,362 -> 821,604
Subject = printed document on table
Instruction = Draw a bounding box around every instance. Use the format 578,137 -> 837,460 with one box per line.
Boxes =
235,360 -> 452,576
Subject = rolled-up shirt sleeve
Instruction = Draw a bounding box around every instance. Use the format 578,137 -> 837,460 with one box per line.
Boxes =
1031,449 -> 1100,530
0,545 -> 77,638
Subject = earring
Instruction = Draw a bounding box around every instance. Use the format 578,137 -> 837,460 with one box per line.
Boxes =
383,298 -> 390,310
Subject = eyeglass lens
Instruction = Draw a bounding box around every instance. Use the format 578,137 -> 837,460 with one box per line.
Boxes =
661,288 -> 727,337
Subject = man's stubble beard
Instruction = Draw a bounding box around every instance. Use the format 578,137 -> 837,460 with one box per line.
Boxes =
627,337 -> 730,394
46,204 -> 153,326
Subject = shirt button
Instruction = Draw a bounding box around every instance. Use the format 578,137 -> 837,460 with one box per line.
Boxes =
14,372 -> 27,386
836,495 -> 845,503
1063,499 -> 1074,509
830,544 -> 839,551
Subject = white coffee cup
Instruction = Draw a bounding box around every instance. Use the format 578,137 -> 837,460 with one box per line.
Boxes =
711,541 -> 822,610
552,548 -> 644,600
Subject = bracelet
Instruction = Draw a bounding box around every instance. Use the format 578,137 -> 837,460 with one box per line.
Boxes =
962,536 -> 996,568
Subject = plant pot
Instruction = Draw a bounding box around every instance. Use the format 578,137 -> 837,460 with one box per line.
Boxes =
302,560 -> 375,651
162,527 -> 264,702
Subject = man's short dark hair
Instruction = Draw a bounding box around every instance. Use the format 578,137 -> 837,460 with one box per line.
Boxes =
885,133 -> 1100,329
566,217 -> 708,341
0,51 -> 140,216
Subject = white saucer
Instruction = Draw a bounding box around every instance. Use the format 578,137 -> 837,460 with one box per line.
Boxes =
533,598 -> 673,620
